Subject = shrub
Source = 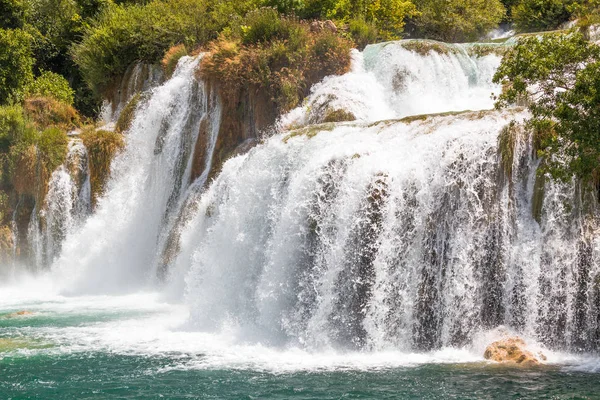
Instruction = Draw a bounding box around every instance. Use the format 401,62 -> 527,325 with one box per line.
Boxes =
348,18 -> 378,50
23,97 -> 80,130
161,44 -> 187,79
0,28 -> 34,104
80,128 -> 124,202
37,126 -> 68,173
240,7 -> 294,45
200,12 -> 352,114
512,0 -> 573,32
411,0 -> 506,42
72,0 -> 258,94
26,70 -> 75,105
0,105 -> 29,153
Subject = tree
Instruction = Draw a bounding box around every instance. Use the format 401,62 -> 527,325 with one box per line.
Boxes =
0,28 -> 34,104
411,0 -> 505,42
511,0 -> 573,32
0,0 -> 27,29
493,32 -> 600,181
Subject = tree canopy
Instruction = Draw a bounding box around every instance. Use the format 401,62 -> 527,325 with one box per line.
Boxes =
493,32 -> 600,181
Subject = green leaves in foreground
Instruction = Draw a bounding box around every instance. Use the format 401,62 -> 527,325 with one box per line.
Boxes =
494,32 -> 600,181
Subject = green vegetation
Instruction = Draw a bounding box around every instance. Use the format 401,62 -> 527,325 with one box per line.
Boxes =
80,128 -> 125,203
494,32 -> 600,181
409,0 -> 506,42
161,44 -> 187,79
0,28 -> 34,104
200,8 -> 353,114
511,0 -> 572,32
26,70 -> 75,105
0,101 -> 72,202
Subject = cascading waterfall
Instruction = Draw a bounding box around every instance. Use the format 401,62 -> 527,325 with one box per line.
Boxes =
27,139 -> 91,270
281,41 -> 502,128
19,40 -> 599,354
51,55 -> 222,293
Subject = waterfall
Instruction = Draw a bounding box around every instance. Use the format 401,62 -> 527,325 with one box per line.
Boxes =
19,39 -> 598,353
281,41 -> 502,127
26,139 -> 91,270
52,55 -> 222,293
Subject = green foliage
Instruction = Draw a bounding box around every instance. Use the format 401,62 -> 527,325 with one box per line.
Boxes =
72,0 -> 259,94
161,44 -> 187,79
348,18 -> 378,50
0,0 -> 27,29
0,105 -> 30,153
26,70 -> 75,105
0,28 -> 34,104
80,128 -> 124,202
411,0 -> 505,42
494,32 -> 600,181
200,10 -> 352,114
511,0 -> 573,32
0,103 -> 70,196
37,126 -> 68,172
115,93 -> 140,133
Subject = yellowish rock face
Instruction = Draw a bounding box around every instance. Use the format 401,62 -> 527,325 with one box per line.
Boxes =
483,337 -> 546,366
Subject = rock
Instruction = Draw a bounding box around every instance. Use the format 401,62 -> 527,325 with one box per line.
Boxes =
324,20 -> 337,33
4,310 -> 34,318
484,336 -> 546,366
310,21 -> 323,33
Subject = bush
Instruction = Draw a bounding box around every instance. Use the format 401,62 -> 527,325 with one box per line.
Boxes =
0,28 -> 34,104
26,70 -> 75,105
348,18 -> 378,50
23,97 -> 80,130
241,7 -> 295,45
511,0 -> 573,32
161,44 -> 187,79
411,0 -> 506,42
72,0 -> 258,94
80,128 -> 124,202
200,11 -> 352,114
37,126 -> 68,173
0,105 -> 29,153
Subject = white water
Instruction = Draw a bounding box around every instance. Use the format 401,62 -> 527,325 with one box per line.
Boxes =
281,41 -> 501,128
2,41 -> 600,372
51,56 -> 221,294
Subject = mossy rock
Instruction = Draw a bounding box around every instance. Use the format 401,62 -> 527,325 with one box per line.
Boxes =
322,108 -> 356,123
399,39 -> 459,56
115,93 -> 142,133
283,122 -> 337,143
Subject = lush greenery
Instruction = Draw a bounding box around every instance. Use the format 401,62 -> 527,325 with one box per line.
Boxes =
409,0 -> 506,42
80,128 -> 124,203
200,8 -> 352,114
494,32 -> 600,181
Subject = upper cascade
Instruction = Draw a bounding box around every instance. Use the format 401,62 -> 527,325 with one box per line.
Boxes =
281,40 -> 502,128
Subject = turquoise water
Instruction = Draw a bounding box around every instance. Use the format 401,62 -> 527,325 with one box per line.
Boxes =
1,289 -> 599,400
3,353 -> 600,399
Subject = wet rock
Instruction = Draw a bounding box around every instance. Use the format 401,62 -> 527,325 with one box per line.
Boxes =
484,337 -> 546,366
324,20 -> 337,33
4,310 -> 34,318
